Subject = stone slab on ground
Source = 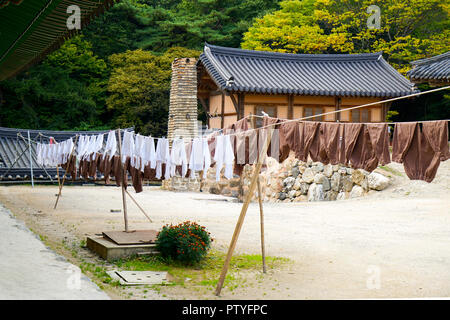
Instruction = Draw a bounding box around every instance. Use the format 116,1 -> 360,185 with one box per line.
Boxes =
107,270 -> 168,286
87,236 -> 159,261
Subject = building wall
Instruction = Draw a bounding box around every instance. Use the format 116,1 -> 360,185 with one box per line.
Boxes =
207,93 -> 384,129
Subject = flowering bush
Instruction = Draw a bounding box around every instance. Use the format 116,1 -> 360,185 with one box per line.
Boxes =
155,221 -> 212,265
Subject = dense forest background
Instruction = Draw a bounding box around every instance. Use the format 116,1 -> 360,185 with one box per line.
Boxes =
0,0 -> 449,136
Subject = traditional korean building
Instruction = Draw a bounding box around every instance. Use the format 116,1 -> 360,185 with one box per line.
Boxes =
407,51 -> 450,86
196,44 -> 416,129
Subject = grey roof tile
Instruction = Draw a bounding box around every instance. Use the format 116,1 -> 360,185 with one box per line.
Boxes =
199,43 -> 417,97
407,51 -> 450,82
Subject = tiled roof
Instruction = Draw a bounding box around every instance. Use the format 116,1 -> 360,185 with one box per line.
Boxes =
0,0 -> 118,81
0,126 -> 130,181
199,43 -> 417,97
407,52 -> 450,84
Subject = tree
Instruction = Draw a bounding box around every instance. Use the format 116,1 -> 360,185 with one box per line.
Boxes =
0,36 -> 109,131
242,0 -> 449,74
106,47 -> 200,136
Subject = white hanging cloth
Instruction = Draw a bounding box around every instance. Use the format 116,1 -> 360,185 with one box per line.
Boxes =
170,138 -> 188,178
213,134 -> 234,181
121,131 -> 135,163
155,138 -> 170,180
142,136 -> 156,171
189,137 -> 211,179
103,131 -> 117,160
131,133 -> 145,170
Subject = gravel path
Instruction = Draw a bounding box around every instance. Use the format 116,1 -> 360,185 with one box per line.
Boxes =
0,160 -> 448,299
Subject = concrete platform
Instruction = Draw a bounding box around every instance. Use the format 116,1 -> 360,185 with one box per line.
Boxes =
87,236 -> 159,261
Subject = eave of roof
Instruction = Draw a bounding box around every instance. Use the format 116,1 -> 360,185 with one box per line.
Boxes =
0,0 -> 118,81
407,51 -> 450,83
199,43 -> 417,98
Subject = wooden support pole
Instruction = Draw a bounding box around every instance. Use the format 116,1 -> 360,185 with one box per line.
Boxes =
56,165 -> 61,188
54,135 -> 79,209
27,130 -> 34,188
257,176 -> 267,273
124,188 -> 153,223
221,92 -> 225,129
215,127 -> 273,296
117,128 -> 129,232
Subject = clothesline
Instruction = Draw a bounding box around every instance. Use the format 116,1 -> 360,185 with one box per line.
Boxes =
249,114 -> 450,124
18,85 -> 449,145
213,85 -> 450,136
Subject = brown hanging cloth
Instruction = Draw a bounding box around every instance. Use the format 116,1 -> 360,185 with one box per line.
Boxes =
366,123 -> 391,166
61,155 -> 77,181
302,121 -> 320,163
319,122 -> 344,165
262,116 -> 285,160
231,118 -> 250,175
279,121 -> 302,163
393,121 -> 449,183
344,123 -> 378,171
128,158 -> 143,193
88,153 -> 101,180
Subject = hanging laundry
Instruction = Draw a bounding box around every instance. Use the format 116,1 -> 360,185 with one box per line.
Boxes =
299,121 -> 320,162
170,138 -> 188,178
343,123 -> 378,172
131,133 -> 145,171
121,131 -> 135,164
103,131 -> 117,161
366,123 -> 391,166
100,131 -> 117,183
392,121 -> 449,183
213,135 -> 234,181
142,136 -> 156,171
155,138 -> 170,180
189,137 -> 211,179
124,156 -> 143,193
279,121 -> 302,163
318,122 -> 345,165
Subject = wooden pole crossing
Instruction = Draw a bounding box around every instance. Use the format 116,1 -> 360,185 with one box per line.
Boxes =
117,128 -> 129,232
215,127 -> 273,296
54,135 -> 79,209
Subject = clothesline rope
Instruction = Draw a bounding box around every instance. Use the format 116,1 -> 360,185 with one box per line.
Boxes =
17,85 -> 450,145
213,85 -> 450,136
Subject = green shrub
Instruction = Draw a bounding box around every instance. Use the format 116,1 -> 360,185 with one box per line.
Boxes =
155,221 -> 212,265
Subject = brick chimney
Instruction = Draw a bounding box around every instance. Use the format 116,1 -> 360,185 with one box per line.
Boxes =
165,57 -> 201,191
167,58 -> 199,141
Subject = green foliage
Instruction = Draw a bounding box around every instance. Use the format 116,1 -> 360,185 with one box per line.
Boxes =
389,84 -> 450,122
106,47 -> 200,136
386,110 -> 399,122
242,0 -> 449,73
0,36 -> 109,130
1,0 -> 448,132
155,221 -> 213,265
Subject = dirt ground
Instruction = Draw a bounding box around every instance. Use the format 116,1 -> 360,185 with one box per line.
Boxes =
0,160 -> 449,300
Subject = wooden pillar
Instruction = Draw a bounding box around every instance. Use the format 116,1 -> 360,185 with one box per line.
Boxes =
221,92 -> 225,128
335,97 -> 342,122
238,93 -> 245,120
288,94 -> 294,119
